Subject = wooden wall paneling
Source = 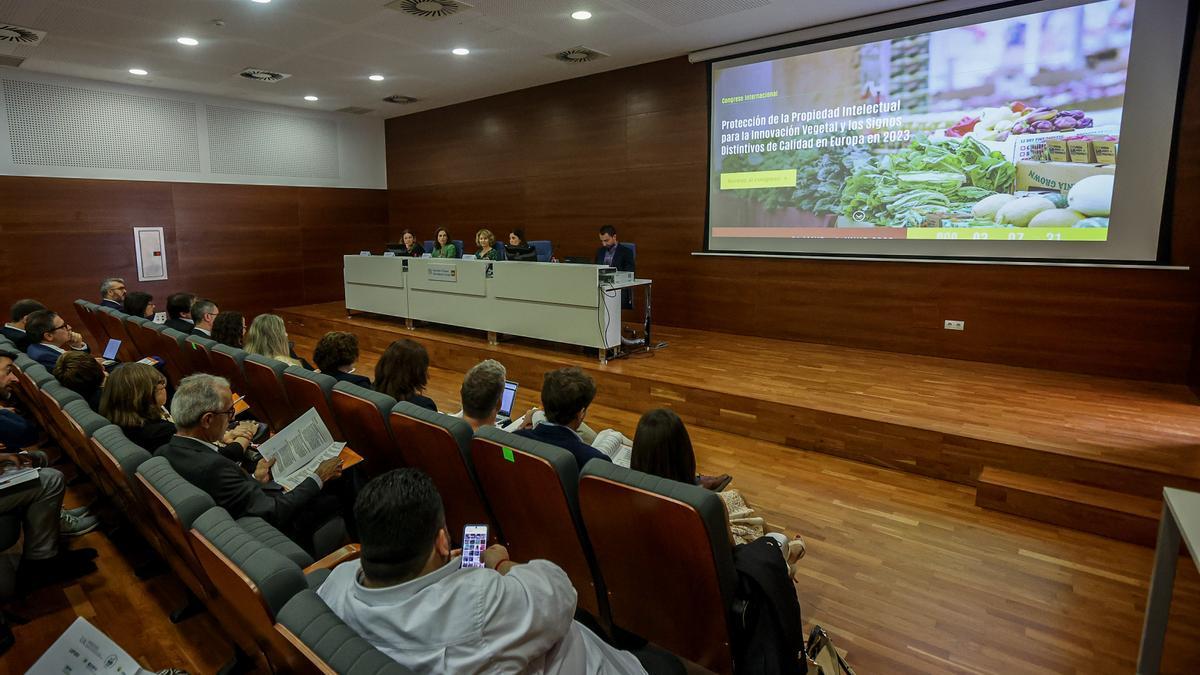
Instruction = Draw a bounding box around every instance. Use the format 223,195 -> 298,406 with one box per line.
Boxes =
0,177 -> 178,346
298,187 -> 389,305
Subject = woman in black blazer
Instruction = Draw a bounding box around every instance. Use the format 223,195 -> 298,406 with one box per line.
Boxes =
374,338 -> 437,411
313,331 -> 373,390
399,229 -> 425,257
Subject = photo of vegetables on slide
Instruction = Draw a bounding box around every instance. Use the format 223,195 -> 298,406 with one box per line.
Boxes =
710,0 -> 1132,242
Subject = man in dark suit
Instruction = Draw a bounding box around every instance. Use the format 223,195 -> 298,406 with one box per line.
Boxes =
98,277 -> 127,311
515,367 -> 609,469
164,292 -> 196,333
1,299 -> 46,351
594,225 -> 634,309
188,298 -> 219,337
155,373 -> 346,554
24,310 -> 91,370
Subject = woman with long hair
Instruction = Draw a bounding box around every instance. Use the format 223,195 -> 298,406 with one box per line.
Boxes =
100,362 -> 254,454
211,311 -> 246,349
474,228 -> 500,261
631,408 -> 805,572
245,314 -> 307,368
122,291 -> 155,319
399,229 -> 424,257
374,338 -> 436,411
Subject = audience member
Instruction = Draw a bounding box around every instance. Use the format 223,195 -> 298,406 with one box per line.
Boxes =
164,292 -> 196,333
515,367 -> 609,469
188,298 -> 218,337
100,363 -> 254,457
317,469 -> 655,674
245,314 -> 309,368
0,349 -> 99,588
0,348 -> 38,451
25,310 -> 91,370
99,277 -> 127,310
431,227 -> 458,259
474,228 -> 500,261
156,374 -> 345,554
122,291 -> 155,319
374,338 -> 436,411
211,311 -> 246,349
631,408 -> 804,569
454,359 -> 534,432
313,331 -> 372,388
2,299 -> 46,351
53,350 -> 106,411
398,229 -> 424,257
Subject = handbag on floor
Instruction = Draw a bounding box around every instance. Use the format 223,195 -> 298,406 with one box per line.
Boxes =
805,626 -> 856,675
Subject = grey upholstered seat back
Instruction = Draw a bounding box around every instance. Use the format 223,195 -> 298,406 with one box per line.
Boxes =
186,334 -> 217,351
392,400 -> 474,468
235,516 -> 314,568
285,366 -> 335,396
333,381 -> 394,415
137,456 -> 215,528
23,363 -> 54,387
277,590 -> 417,674
43,381 -> 84,408
246,353 -> 287,378
192,507 -> 308,616
93,424 -> 152,480
14,354 -> 38,371
62,400 -> 109,437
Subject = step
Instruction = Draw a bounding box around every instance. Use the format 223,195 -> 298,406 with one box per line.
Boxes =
975,467 -> 1162,547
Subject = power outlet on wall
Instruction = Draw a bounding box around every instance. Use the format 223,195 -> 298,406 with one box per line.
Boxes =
944,320 -> 965,331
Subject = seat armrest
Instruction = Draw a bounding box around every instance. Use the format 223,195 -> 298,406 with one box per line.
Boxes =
303,543 -> 361,574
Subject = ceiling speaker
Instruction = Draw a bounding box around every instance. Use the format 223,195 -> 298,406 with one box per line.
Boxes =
383,95 -> 419,104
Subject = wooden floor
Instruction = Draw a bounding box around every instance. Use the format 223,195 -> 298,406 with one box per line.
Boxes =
6,323 -> 1200,673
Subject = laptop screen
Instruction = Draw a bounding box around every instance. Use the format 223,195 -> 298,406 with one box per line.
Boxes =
102,339 -> 121,360
499,381 -> 518,417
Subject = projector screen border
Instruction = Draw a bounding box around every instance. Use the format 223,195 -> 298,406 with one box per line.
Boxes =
689,251 -> 1188,271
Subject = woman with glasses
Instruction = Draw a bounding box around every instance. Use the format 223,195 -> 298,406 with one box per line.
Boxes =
100,362 -> 255,456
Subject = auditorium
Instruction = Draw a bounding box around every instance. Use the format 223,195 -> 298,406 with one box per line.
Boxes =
3,0 -> 1200,673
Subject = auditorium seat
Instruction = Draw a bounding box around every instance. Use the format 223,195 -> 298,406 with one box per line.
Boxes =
184,335 -> 218,375
189,507 -> 344,672
389,402 -> 499,546
579,462 -> 738,674
89,424 -> 170,555
94,307 -> 139,361
136,456 -> 218,617
60,399 -> 113,491
329,382 -> 401,479
154,327 -> 193,387
38,383 -> 87,471
124,316 -> 160,361
530,240 -> 553,262
73,299 -> 107,346
275,590 -> 417,675
282,367 -> 345,441
469,426 -> 606,622
243,354 -> 296,433
209,345 -> 265,421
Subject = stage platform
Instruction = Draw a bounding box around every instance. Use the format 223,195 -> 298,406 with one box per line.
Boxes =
278,301 -> 1200,545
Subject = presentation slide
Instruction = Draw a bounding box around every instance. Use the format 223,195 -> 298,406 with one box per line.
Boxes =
707,0 -> 1189,261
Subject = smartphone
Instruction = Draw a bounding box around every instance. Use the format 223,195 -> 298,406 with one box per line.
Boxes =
460,524 -> 489,569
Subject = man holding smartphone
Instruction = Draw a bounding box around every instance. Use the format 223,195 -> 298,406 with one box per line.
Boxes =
318,469 -> 679,674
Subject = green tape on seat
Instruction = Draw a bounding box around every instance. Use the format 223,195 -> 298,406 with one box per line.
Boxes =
502,447 -> 515,463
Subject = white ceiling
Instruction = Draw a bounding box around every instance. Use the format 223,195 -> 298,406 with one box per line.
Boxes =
0,0 -> 953,118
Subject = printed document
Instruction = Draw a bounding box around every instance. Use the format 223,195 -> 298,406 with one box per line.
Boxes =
258,408 -> 345,491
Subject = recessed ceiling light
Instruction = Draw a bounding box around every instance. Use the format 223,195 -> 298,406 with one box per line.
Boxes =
369,74 -> 385,81
304,95 -> 319,101
252,0 -> 272,3
177,37 -> 199,46
571,10 -> 592,20
128,68 -> 148,76
452,47 -> 470,56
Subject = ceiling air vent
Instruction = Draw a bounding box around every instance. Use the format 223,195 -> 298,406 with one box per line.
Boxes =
385,0 -> 474,20
383,95 -> 419,105
238,67 -> 291,83
550,46 -> 609,64
0,55 -> 26,68
0,24 -> 46,46
337,106 -> 374,115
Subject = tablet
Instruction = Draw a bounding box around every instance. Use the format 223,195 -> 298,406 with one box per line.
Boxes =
499,380 -> 518,418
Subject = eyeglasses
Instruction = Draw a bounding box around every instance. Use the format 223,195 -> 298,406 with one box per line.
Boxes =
51,323 -> 70,333
207,406 -> 236,419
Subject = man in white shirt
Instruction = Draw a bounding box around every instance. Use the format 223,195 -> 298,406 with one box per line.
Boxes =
318,469 -> 668,675
452,359 -> 535,432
